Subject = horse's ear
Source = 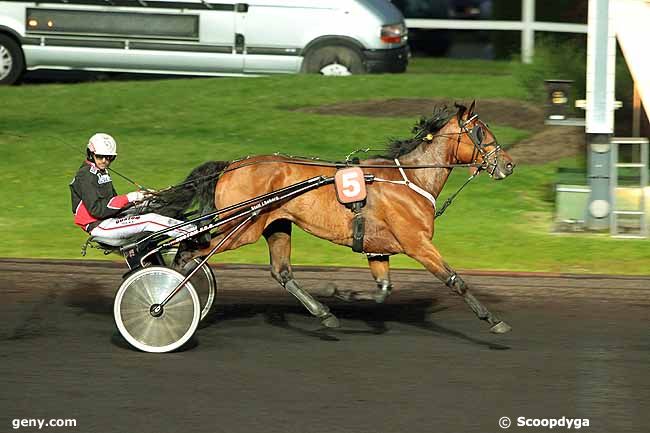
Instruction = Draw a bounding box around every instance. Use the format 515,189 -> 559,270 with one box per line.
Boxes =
468,100 -> 476,117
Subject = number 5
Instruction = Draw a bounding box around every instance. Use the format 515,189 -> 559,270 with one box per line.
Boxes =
335,167 -> 367,203
341,172 -> 361,197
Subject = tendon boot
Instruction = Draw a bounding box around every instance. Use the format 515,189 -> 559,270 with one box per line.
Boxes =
280,271 -> 340,328
372,280 -> 392,303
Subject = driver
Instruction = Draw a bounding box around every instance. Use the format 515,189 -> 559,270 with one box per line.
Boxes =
69,133 -> 196,241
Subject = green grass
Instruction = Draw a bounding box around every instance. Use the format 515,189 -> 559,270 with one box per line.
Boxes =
1,59 -> 647,275
407,57 -> 515,75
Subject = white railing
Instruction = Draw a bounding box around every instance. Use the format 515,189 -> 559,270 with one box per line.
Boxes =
404,0 -> 588,64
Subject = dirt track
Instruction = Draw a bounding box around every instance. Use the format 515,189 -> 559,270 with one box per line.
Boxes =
1,259 -> 649,433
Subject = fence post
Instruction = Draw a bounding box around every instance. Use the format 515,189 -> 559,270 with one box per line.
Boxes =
521,0 -> 535,63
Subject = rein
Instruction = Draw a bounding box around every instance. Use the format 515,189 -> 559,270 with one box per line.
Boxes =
149,114 -> 499,219
8,132 -> 154,191
162,113 -> 499,191
434,170 -> 481,218
151,156 -> 486,194
153,155 -> 483,221
161,130 -> 491,192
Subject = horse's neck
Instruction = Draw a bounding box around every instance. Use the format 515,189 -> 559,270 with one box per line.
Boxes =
398,136 -> 453,198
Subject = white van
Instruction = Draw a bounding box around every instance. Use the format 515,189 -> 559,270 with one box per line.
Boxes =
0,0 -> 408,84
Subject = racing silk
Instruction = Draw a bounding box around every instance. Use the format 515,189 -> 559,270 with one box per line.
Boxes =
69,161 -> 130,232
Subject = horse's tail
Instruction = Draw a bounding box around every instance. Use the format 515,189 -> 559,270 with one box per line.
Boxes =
144,160 -> 230,219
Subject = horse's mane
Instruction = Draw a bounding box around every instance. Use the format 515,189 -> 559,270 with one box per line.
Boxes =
379,103 -> 467,159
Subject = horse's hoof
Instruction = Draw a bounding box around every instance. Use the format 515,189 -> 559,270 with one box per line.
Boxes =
320,314 -> 340,328
373,292 -> 389,304
490,321 -> 512,334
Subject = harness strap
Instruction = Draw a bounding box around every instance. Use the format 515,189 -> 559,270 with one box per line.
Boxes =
372,159 -> 436,209
351,204 -> 365,253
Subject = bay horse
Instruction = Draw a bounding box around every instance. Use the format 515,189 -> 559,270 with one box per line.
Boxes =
147,102 -> 515,333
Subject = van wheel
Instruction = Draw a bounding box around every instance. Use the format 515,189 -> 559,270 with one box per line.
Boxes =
302,46 -> 366,76
0,35 -> 24,85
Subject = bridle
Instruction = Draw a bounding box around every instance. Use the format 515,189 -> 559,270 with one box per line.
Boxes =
457,114 -> 503,177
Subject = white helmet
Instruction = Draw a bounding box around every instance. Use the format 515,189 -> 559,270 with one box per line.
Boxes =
87,133 -> 117,156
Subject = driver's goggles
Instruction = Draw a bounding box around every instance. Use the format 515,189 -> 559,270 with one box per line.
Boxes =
94,154 -> 116,162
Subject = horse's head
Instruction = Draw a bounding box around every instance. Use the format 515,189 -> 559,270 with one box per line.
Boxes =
446,101 -> 515,179
385,102 -> 515,179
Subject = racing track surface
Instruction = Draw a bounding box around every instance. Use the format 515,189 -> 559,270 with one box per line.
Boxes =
1,259 -> 649,433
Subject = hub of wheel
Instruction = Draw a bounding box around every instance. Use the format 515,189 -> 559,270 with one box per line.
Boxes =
150,304 -> 164,317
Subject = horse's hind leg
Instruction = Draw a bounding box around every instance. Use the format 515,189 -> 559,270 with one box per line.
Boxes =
407,242 -> 511,334
263,220 -> 340,328
368,255 -> 393,302
334,255 -> 393,303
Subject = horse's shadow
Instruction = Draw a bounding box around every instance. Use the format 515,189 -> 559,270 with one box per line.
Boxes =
64,283 -> 510,350
205,299 -> 510,350
331,300 -> 510,350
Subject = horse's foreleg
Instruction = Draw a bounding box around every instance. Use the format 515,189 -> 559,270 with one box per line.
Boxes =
264,221 -> 340,328
407,243 -> 511,334
333,255 -> 393,303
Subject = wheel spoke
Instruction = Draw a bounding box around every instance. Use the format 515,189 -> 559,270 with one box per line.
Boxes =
161,314 -> 185,342
166,290 -> 194,309
138,316 -> 159,345
120,310 -> 150,327
125,279 -> 156,309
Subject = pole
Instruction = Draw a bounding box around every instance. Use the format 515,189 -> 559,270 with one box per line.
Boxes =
585,0 -> 615,230
521,0 -> 535,64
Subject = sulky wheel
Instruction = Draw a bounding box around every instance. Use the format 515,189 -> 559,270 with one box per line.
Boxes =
114,266 -> 200,353
161,249 -> 216,321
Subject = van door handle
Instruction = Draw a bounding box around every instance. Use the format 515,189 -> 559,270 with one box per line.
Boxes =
235,33 -> 245,54
235,3 -> 248,13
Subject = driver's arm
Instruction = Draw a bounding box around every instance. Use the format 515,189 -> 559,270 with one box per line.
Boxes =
76,171 -> 130,219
